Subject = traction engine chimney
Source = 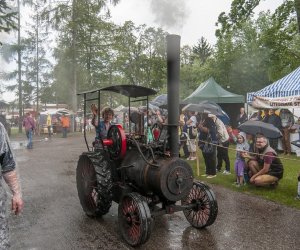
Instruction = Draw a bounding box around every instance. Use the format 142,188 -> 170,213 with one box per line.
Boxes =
166,34 -> 180,157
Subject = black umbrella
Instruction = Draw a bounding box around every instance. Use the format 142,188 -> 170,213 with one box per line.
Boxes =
150,94 -> 168,108
238,120 -> 282,139
182,103 -> 223,116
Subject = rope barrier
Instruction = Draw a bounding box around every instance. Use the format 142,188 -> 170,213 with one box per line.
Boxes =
179,137 -> 300,163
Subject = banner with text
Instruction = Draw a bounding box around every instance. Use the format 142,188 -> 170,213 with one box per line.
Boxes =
251,95 -> 300,109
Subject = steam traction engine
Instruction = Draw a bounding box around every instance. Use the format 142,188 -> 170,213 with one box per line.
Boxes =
76,35 -> 218,246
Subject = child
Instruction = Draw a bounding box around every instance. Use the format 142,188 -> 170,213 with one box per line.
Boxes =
230,130 -> 250,187
186,111 -> 198,161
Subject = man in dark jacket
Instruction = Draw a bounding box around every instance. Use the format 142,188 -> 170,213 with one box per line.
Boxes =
198,112 -> 218,178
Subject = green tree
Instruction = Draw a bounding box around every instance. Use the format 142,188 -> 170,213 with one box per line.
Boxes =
215,0 -> 261,39
192,37 -> 212,65
112,22 -> 167,90
295,0 -> 300,33
210,0 -> 299,97
0,0 -> 17,34
42,0 -> 120,111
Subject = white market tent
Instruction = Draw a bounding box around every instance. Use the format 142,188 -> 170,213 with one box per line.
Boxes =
246,66 -> 300,153
247,66 -> 300,107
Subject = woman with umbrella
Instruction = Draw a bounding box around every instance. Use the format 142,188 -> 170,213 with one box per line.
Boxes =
198,111 -> 218,178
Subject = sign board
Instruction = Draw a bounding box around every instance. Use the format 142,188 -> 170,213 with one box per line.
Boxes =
251,95 -> 300,109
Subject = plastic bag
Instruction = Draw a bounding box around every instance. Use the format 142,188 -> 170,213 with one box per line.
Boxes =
202,134 -> 214,153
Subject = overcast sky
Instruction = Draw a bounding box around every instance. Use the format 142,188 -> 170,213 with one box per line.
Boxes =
110,0 -> 285,46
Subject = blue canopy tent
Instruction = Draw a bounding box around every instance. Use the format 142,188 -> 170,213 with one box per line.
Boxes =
247,66 -> 300,104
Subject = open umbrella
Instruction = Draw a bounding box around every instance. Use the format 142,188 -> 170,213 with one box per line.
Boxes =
120,106 -> 139,113
182,103 -> 223,116
238,120 -> 282,138
150,94 -> 168,108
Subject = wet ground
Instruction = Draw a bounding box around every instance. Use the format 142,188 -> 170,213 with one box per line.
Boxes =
8,133 -> 300,250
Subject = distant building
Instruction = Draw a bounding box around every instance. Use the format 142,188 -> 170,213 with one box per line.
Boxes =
41,103 -> 69,112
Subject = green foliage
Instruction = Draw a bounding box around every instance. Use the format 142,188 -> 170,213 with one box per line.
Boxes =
40,0 -> 122,110
204,0 -> 300,96
216,0 -> 261,39
192,36 -> 213,65
0,0 -> 17,35
113,22 -> 167,89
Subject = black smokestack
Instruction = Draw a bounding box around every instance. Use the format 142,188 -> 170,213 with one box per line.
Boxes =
166,34 -> 180,157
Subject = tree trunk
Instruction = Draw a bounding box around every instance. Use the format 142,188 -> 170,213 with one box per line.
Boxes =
295,0 -> 300,34
17,0 -> 22,133
71,0 -> 77,112
36,7 -> 39,112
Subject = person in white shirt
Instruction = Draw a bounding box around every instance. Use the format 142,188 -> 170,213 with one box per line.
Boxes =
186,111 -> 198,161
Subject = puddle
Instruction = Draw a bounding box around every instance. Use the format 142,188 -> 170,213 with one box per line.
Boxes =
10,138 -> 49,150
10,141 -> 27,150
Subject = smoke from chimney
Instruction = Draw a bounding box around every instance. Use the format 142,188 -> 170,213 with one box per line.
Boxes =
149,0 -> 188,30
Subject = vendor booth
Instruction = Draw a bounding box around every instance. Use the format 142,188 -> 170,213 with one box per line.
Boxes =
39,109 -> 74,135
247,66 -> 300,103
247,66 -> 300,153
182,77 -> 245,127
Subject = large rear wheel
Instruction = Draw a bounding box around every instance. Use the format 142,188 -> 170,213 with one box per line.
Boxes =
181,181 -> 218,228
118,193 -> 153,246
76,152 -> 112,217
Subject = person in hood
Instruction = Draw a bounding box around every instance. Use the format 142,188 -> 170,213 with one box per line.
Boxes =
230,131 -> 250,186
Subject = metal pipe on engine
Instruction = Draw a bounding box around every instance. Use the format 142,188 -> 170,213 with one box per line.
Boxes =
166,34 -> 181,157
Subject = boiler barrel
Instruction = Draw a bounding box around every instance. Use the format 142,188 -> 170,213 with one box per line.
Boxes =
124,154 -> 194,201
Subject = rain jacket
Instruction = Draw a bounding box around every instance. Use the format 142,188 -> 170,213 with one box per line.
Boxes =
0,122 -> 16,248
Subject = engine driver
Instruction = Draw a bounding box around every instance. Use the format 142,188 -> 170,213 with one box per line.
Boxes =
91,104 -> 114,139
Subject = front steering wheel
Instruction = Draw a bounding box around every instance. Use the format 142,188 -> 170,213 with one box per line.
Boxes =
106,124 -> 127,160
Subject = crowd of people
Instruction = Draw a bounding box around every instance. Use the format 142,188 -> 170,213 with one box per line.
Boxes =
21,112 -> 71,149
250,108 -> 299,155
87,104 -> 294,189
19,105 -> 299,209
86,104 -> 300,189
177,107 -> 300,188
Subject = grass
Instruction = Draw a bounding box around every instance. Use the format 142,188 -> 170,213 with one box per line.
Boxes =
187,145 -> 300,210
